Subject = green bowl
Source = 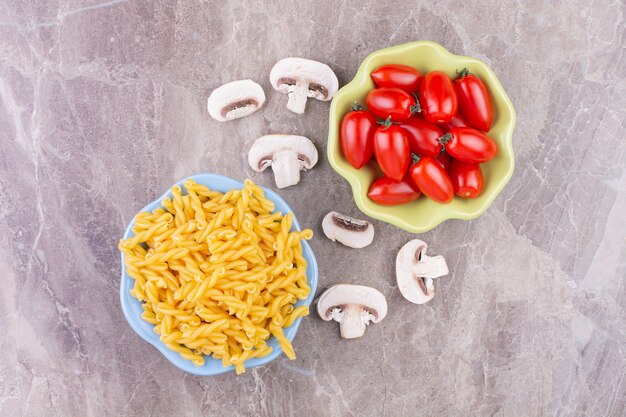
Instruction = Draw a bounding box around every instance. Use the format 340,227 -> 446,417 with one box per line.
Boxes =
327,41 -> 516,233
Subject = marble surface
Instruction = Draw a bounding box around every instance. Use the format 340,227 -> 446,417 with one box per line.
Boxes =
1,0 -> 625,416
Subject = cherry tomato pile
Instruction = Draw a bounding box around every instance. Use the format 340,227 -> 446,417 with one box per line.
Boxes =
340,64 -> 496,206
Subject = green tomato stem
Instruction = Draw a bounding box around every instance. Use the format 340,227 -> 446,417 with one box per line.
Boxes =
410,100 -> 421,114
377,116 -> 394,129
456,67 -> 471,78
438,133 -> 453,145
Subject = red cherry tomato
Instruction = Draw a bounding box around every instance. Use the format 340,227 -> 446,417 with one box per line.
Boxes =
449,160 -> 484,198
442,127 -> 498,163
373,124 -> 410,182
340,103 -> 377,169
409,156 -> 454,204
366,87 -> 418,122
399,117 -> 443,157
440,112 -> 472,132
454,68 -> 493,132
419,71 -> 458,124
371,64 -> 423,93
433,152 -> 452,172
368,176 -> 421,206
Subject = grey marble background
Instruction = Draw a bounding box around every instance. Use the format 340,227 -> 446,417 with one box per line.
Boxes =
1,0 -> 625,416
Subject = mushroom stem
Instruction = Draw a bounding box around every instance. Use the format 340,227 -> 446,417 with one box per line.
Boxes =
412,255 -> 449,279
271,150 -> 301,188
339,305 -> 368,339
286,81 -> 309,114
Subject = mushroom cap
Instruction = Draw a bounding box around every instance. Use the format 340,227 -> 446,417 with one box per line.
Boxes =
396,239 -> 448,304
322,211 -> 375,249
248,134 -> 318,172
317,284 -> 387,323
207,79 -> 265,122
269,57 -> 339,101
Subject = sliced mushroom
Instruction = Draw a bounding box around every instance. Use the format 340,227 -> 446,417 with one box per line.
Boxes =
317,284 -> 387,339
207,79 -> 265,122
269,57 -> 339,114
396,239 -> 449,304
248,135 -> 318,189
322,211 -> 374,249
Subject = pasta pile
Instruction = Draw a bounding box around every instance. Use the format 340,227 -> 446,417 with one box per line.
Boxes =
119,179 -> 313,373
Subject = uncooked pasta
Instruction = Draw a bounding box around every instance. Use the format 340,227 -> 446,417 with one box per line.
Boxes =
119,179 -> 312,374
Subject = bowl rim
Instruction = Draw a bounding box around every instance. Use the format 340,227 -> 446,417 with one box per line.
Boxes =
327,40 -> 516,233
119,173 -> 319,376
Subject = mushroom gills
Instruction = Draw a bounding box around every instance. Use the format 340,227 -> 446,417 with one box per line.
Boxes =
221,98 -> 259,119
333,216 -> 368,232
256,156 -> 273,171
308,82 -> 328,99
277,77 -> 297,86
322,211 -> 374,248
297,153 -> 312,166
416,275 -> 434,295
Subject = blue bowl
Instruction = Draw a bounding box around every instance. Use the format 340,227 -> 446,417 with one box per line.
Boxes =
120,173 -> 319,375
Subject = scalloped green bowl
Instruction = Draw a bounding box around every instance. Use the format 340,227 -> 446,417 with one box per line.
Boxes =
327,41 -> 516,233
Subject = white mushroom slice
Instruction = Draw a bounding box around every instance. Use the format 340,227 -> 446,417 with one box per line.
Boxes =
317,284 -> 387,339
322,211 -> 374,249
396,239 -> 449,304
207,79 -> 265,122
248,135 -> 318,189
270,57 -> 339,114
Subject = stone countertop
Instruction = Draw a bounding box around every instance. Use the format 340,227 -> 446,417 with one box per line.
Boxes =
1,1 -> 625,416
